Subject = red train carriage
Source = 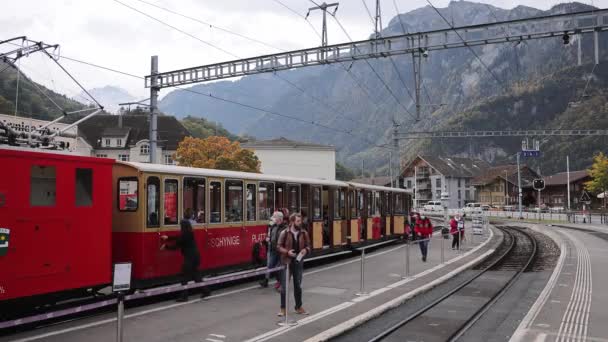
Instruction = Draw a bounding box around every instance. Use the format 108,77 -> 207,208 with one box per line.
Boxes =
0,148 -> 113,307
110,162 -> 355,286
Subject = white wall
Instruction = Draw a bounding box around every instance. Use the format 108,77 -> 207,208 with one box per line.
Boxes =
250,148 -> 335,180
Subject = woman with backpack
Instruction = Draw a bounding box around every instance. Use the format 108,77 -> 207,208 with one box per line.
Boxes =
260,211 -> 285,290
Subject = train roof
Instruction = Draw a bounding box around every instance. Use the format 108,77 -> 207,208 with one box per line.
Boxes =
120,162 -> 409,193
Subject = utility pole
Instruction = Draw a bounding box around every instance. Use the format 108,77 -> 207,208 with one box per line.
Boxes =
374,0 -> 382,38
567,156 -> 571,211
411,36 -> 424,122
149,55 -> 159,164
517,152 -> 523,219
306,2 -> 339,60
393,121 -> 399,188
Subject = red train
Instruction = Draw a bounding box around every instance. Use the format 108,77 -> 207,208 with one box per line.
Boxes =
0,147 -> 411,310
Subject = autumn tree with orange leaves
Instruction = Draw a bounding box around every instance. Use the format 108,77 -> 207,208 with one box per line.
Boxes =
175,136 -> 261,173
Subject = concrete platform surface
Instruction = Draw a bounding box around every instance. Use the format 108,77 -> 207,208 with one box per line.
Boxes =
3,228 -> 497,342
510,224 -> 608,342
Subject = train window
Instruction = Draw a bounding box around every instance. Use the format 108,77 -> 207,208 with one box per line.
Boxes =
210,181 -> 222,223
146,177 -> 160,228
394,193 -> 404,214
75,168 -> 93,207
339,189 -> 346,219
374,192 -> 381,216
246,183 -> 256,221
367,192 -> 373,216
358,191 -> 365,216
287,184 -> 300,214
225,180 -> 243,223
118,178 -> 138,211
301,185 -> 309,215
349,191 -> 357,218
163,179 -> 179,225
183,178 -> 205,223
385,193 -> 391,215
30,165 -> 56,207
258,182 -> 274,221
313,187 -> 322,220
333,189 -> 340,219
276,185 -> 284,209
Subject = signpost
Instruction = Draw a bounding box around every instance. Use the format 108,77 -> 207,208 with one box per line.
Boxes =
113,262 -> 132,342
533,179 -> 545,221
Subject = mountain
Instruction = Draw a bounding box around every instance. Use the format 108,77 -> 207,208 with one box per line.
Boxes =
79,86 -> 137,114
158,1 -> 607,175
0,61 -> 86,120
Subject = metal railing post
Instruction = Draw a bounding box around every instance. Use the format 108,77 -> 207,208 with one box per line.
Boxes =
278,265 -> 297,326
440,231 -> 445,263
402,240 -> 410,279
356,248 -> 368,296
116,293 -> 125,342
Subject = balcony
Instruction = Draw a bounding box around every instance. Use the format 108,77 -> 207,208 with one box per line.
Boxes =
416,182 -> 431,190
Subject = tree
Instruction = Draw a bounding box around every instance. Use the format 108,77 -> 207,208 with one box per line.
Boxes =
336,162 -> 355,181
175,136 -> 261,173
585,152 -> 608,208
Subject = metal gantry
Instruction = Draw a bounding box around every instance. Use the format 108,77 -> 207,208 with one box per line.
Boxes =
145,8 -> 608,88
395,129 -> 608,139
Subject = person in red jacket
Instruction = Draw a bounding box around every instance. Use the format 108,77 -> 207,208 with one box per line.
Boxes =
449,216 -> 460,250
414,214 -> 433,262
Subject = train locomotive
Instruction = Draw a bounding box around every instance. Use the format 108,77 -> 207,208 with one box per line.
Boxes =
0,147 -> 411,311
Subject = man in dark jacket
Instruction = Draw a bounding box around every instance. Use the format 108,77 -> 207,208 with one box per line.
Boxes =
161,208 -> 210,302
277,213 -> 311,317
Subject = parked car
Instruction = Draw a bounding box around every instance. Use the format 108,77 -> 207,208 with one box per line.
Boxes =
423,201 -> 444,211
463,203 -> 482,214
549,206 -> 564,212
481,205 -> 491,211
503,205 -> 515,211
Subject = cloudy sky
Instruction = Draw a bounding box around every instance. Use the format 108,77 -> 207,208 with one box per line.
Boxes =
1,0 -> 602,101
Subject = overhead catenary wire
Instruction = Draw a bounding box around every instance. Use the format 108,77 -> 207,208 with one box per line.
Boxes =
330,14 -> 417,120
117,0 -> 370,128
275,0 -> 384,108
425,0 -> 507,91
133,0 -> 286,52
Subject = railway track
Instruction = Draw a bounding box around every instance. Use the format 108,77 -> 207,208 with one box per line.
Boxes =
365,226 -> 537,342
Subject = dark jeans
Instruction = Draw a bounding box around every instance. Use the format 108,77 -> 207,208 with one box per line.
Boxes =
418,239 -> 429,258
180,256 -> 205,298
280,261 -> 304,310
452,232 -> 460,250
266,250 -> 280,282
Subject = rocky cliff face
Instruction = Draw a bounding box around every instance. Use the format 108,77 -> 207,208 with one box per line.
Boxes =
159,1 -> 606,174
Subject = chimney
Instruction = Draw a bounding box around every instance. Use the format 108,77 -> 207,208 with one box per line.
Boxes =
118,113 -> 123,128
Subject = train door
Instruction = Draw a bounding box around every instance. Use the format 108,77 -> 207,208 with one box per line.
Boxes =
311,186 -> 324,249
393,193 -> 406,235
372,191 -> 382,239
348,189 -> 360,244
155,176 -> 181,277
329,187 -> 346,247
300,184 -> 310,230
225,179 -> 247,263
366,191 -> 374,241
322,186 -> 330,247
384,192 -> 392,237
358,190 -> 366,241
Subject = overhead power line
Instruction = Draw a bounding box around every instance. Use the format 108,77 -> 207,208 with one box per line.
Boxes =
425,0 -> 507,91
116,0 -> 370,129
133,0 -> 286,52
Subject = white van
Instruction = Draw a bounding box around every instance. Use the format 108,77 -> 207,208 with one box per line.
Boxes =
423,201 -> 443,211
463,203 -> 482,214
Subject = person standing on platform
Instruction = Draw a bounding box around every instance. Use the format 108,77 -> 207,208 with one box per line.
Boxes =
260,211 -> 284,290
277,213 -> 311,317
457,214 -> 465,244
449,215 -> 460,250
414,214 -> 433,262
161,208 -> 210,302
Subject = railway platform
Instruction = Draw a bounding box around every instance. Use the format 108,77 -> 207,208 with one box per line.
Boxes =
510,223 -> 608,342
3,227 -> 498,342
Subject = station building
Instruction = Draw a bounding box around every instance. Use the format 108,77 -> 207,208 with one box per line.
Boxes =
242,137 -> 336,180
401,155 -> 489,209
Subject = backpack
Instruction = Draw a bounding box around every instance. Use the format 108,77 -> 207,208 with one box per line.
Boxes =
269,223 -> 284,252
252,241 -> 267,265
